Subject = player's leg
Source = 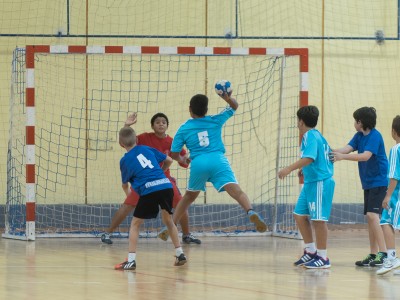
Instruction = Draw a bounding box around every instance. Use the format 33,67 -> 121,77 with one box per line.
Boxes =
302,178 -> 334,269
206,153 -> 266,233
366,187 -> 387,267
158,164 -> 204,241
160,210 -> 187,266
293,182 -> 317,267
102,188 -> 138,244
355,192 -> 378,266
170,177 -> 201,244
158,190 -> 200,241
114,216 -> 143,270
223,183 -> 267,233
377,203 -> 400,275
158,188 -> 187,266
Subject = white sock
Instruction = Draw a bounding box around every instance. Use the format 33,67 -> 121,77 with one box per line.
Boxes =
387,249 -> 396,260
175,247 -> 183,257
128,252 -> 136,262
304,243 -> 316,253
317,249 -> 327,260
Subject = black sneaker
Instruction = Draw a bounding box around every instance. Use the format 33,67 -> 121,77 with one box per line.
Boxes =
114,260 -> 136,270
174,253 -> 187,266
101,233 -> 113,245
355,253 -> 376,266
369,252 -> 387,267
182,233 -> 201,244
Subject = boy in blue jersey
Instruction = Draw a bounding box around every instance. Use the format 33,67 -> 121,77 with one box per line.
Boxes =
114,126 -> 187,270
331,107 -> 388,267
376,115 -> 400,275
159,93 -> 267,241
278,105 -> 335,269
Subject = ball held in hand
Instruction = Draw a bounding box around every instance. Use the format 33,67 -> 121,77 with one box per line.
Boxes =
215,80 -> 232,96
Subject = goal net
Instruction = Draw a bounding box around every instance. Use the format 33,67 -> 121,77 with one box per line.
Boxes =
5,45 -> 307,240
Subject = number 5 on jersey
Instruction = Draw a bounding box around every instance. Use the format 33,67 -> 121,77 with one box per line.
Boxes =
198,131 -> 209,147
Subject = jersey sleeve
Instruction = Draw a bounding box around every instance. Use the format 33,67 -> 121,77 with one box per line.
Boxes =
148,147 -> 167,163
120,157 -> 130,184
388,146 -> 400,180
171,126 -> 185,153
212,107 -> 235,125
348,133 -> 360,151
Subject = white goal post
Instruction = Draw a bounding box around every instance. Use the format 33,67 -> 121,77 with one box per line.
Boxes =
5,45 -> 308,240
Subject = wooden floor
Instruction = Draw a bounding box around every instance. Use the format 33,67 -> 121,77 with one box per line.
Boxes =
1,230 -> 400,300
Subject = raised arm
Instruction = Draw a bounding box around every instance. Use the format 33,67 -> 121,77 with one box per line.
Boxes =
124,112 -> 138,127
220,93 -> 238,110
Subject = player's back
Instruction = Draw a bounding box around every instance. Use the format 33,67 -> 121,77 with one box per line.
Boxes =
301,129 -> 333,183
120,145 -> 171,196
172,107 -> 235,159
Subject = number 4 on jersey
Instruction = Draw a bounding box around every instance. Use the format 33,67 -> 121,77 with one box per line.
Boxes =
137,154 -> 154,169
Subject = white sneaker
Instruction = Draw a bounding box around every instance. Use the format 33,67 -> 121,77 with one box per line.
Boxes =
376,258 -> 400,275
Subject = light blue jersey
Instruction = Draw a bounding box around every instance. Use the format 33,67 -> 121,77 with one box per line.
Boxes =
171,107 -> 235,159
380,144 -> 400,229
294,128 -> 335,221
301,129 -> 334,183
171,106 -> 237,192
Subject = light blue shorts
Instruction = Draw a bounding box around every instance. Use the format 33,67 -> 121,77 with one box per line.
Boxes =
187,152 -> 238,192
294,177 -> 335,221
380,190 -> 400,229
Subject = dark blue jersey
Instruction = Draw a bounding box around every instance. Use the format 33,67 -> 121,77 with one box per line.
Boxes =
120,145 -> 172,196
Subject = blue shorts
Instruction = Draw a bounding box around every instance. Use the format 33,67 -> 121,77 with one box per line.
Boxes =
188,152 -> 238,192
380,189 -> 400,229
294,177 -> 335,221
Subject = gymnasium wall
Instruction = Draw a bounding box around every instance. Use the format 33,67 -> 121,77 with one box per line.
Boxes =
1,1 -> 399,213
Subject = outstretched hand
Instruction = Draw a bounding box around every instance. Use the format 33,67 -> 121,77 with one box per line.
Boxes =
125,112 -> 138,127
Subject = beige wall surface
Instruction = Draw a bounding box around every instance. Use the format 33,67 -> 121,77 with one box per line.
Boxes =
1,1 -> 400,209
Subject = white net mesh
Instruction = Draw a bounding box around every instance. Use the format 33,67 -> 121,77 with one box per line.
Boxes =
6,47 -> 301,238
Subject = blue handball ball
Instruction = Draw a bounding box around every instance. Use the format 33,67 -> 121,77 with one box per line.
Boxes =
215,80 -> 232,96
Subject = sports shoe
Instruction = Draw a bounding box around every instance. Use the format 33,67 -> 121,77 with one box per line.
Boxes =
174,253 -> 187,266
101,233 -> 113,245
294,250 -> 317,266
248,210 -> 267,233
376,258 -> 400,275
303,255 -> 331,269
114,260 -> 136,270
369,252 -> 387,267
355,253 -> 376,266
182,233 -> 201,244
158,227 -> 169,241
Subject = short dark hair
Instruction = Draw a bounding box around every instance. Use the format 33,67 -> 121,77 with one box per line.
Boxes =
353,107 -> 376,130
392,115 -> 400,136
151,113 -> 169,126
297,105 -> 319,128
190,94 -> 208,117
119,127 -> 136,147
